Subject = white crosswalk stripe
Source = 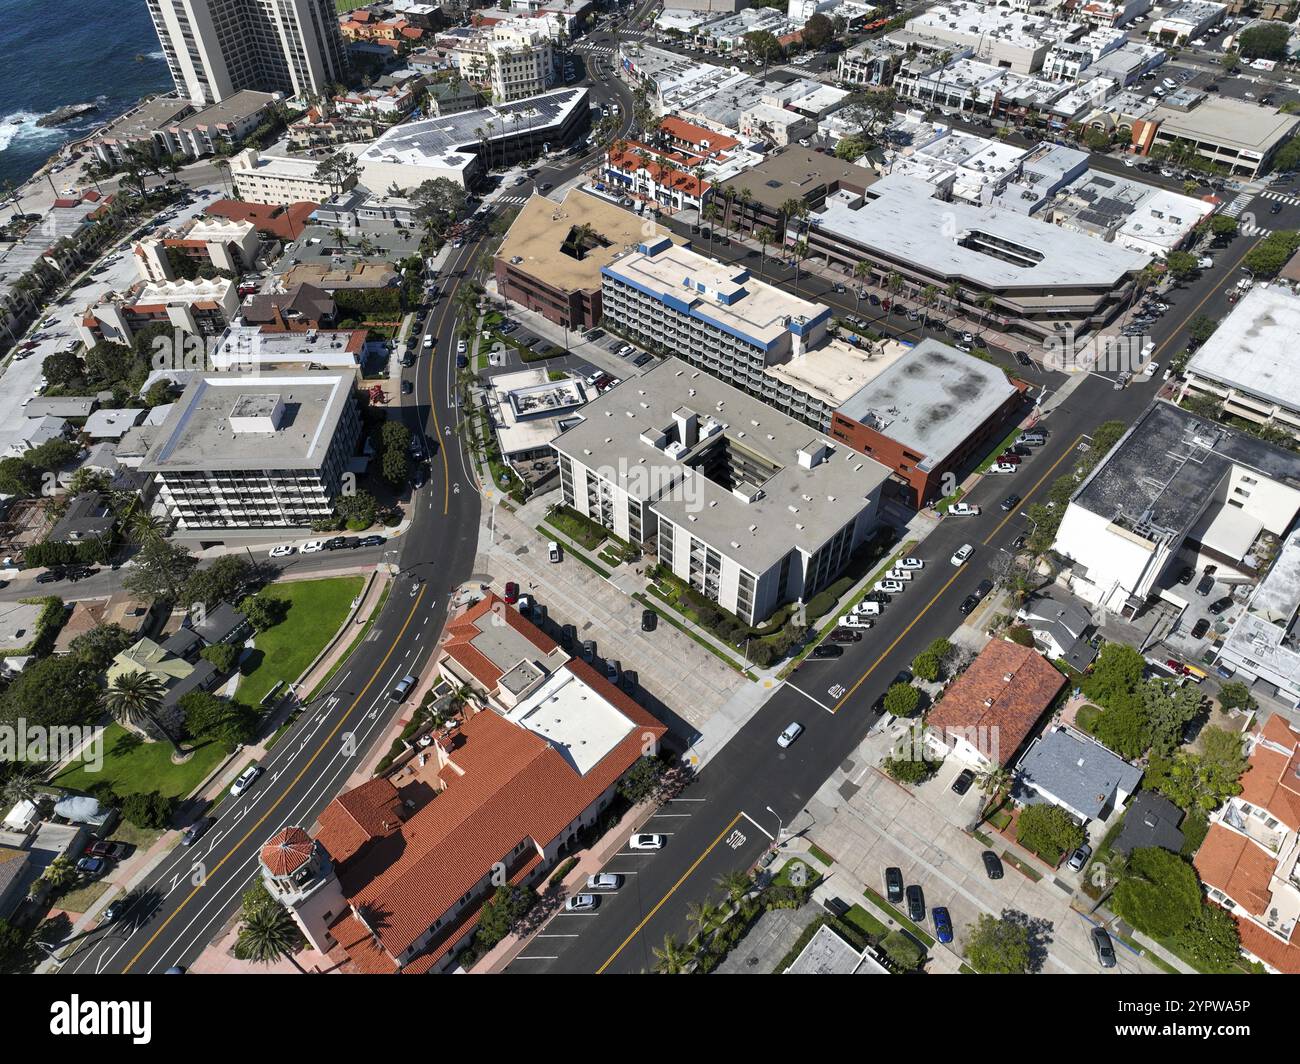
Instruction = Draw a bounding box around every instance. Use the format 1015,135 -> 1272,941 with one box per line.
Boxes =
1261,190 -> 1300,206
1223,194 -> 1253,218
1241,223 -> 1273,237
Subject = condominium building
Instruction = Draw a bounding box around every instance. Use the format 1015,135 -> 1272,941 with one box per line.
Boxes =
1179,287 -> 1300,441
133,217 -> 261,283
553,358 -> 891,623
77,278 -> 239,347
228,147 -> 349,206
146,0 -> 348,105
451,21 -> 555,102
139,372 -> 360,529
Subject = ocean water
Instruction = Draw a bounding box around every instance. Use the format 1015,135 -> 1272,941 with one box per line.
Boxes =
0,0 -> 171,188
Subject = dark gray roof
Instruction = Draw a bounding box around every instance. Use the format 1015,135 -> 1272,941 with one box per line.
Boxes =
1113,791 -> 1185,856
1016,727 -> 1143,820
1073,400 -> 1300,545
161,628 -> 203,660
191,602 -> 249,646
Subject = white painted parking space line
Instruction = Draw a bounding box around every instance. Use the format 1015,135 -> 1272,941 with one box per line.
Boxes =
784,683 -> 837,715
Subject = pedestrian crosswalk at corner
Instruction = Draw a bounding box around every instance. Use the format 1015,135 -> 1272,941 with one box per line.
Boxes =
1260,189 -> 1300,207
1241,221 -> 1274,237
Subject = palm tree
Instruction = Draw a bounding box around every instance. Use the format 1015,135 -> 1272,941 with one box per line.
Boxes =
945,281 -> 961,316
651,933 -> 696,974
1,766 -> 43,810
41,855 -> 78,890
754,225 -> 774,276
701,201 -> 721,252
214,158 -> 232,199
791,239 -> 809,290
236,902 -> 305,971
687,899 -> 722,940
102,670 -> 183,756
972,766 -> 1014,828
716,870 -> 752,908
853,260 -> 871,309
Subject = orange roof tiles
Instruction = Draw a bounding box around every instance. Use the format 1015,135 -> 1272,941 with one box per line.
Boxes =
926,640 -> 1065,766
1241,716 -> 1300,832
659,115 -> 740,156
441,593 -> 560,690
1193,822 -> 1277,917
607,143 -> 709,199
316,778 -> 404,865
260,826 -> 314,877
1231,907 -> 1300,973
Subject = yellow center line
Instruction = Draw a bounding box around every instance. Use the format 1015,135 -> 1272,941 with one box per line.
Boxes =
1152,236 -> 1260,362
597,811 -> 744,974
123,586 -> 428,973
980,434 -> 1085,546
423,265 -> 461,517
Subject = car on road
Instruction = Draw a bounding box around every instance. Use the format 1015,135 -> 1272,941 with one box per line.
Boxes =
777,721 -> 804,748
269,544 -> 296,558
959,594 -> 981,616
951,769 -> 975,795
629,833 -> 664,850
898,557 -> 924,570
948,502 -> 980,516
639,608 -> 657,633
565,894 -> 598,911
358,535 -> 385,547
811,644 -> 842,659
1091,926 -> 1117,968
1014,350 -> 1033,367
587,873 -> 622,890
874,579 -> 904,594
905,884 -> 925,923
829,627 -> 862,643
932,906 -> 954,944
974,579 -> 994,602
35,569 -> 63,584
982,850 -> 1004,879
951,543 -> 974,567
1001,493 -> 1022,512
884,867 -> 904,904
100,895 -> 131,924
300,540 -> 325,553
229,764 -> 263,798
182,816 -> 216,847
840,613 -> 873,629
402,380 -> 414,395
389,675 -> 417,701
547,540 -> 562,563
1067,844 -> 1092,871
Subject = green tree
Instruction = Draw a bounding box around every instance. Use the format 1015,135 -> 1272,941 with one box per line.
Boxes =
1016,803 -> 1084,860
1143,679 -> 1202,759
238,593 -> 288,632
618,755 -> 666,804
0,457 -> 38,497
1216,681 -> 1256,713
1093,698 -> 1150,760
234,897 -> 304,969
120,790 -> 174,830
1112,847 -> 1203,938
801,12 -> 834,50
1172,904 -> 1241,973
1238,22 -> 1290,61
199,641 -> 242,674
883,682 -> 920,718
652,933 -> 697,974
1188,314 -> 1218,344
743,29 -> 784,65
0,656 -> 102,729
67,623 -> 135,670
1151,727 -> 1248,812
964,912 -> 1032,974
1244,230 -> 1300,278
1164,250 -> 1199,280
1082,643 -> 1145,711
42,350 -> 84,387
834,134 -> 868,161
475,884 -> 536,948
382,447 -> 410,486
884,752 -> 939,784
911,650 -> 941,683
123,537 -> 198,603
103,670 -> 182,755
184,556 -> 257,610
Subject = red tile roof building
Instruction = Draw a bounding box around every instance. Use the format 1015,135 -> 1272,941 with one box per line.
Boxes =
925,639 -> 1065,769
1194,715 -> 1300,972
258,599 -> 666,974
205,199 -> 319,242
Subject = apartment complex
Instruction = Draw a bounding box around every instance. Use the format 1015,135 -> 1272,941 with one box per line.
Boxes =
78,277 -> 239,346
139,372 -> 360,529
229,147 -> 350,206
552,359 -> 891,623
450,20 -> 555,102
1179,287 -> 1300,441
1052,401 -> 1300,615
146,0 -> 348,105
1194,715 -> 1300,973
133,217 -> 260,283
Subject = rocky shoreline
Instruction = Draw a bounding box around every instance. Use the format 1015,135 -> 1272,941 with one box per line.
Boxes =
37,101 -> 99,128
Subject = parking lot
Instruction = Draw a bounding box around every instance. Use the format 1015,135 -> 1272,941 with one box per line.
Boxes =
806,732 -> 1161,974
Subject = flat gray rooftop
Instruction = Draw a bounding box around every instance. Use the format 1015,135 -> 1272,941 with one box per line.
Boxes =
553,358 -> 891,571
139,372 -> 354,473
836,339 -> 1019,468
1016,726 -> 1142,821
813,177 -> 1150,290
1184,286 -> 1300,410
1073,400 -> 1300,540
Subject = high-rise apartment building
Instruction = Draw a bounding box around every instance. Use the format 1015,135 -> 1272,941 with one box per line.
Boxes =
146,0 -> 348,105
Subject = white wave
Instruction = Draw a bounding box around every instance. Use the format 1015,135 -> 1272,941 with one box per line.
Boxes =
0,111 -> 63,153
146,50 -> 165,60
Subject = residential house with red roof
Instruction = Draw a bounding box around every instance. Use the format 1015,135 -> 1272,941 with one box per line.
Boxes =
257,598 -> 666,973
1194,714 -> 1300,972
924,639 -> 1066,770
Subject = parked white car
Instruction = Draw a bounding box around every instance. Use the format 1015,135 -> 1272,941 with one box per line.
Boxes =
269,544 -> 296,558
565,894 -> 598,911
548,540 -> 562,563
875,579 -> 904,594
951,544 -> 974,567
300,540 -> 325,554
948,502 -> 981,516
840,613 -> 874,628
989,462 -> 1018,474
886,568 -> 912,581
852,600 -> 882,616
587,873 -> 622,889
898,557 -> 924,570
777,721 -> 804,748
629,833 -> 665,850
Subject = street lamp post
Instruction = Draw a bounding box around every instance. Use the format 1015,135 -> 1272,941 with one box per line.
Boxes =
765,804 -> 784,844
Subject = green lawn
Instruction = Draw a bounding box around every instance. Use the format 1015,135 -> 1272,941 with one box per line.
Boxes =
54,723 -> 228,800
237,576 -> 365,707
844,903 -> 888,938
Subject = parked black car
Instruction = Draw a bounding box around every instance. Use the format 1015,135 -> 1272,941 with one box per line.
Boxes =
640,608 -> 657,632
960,594 -> 981,616
951,768 -> 975,795
358,535 -> 386,547
1176,565 -> 1195,585
884,867 -> 904,905
981,850 -> 1004,880
1208,596 -> 1234,616
1191,617 -> 1211,639
811,644 -> 843,659
905,884 -> 925,923
1195,573 -> 1215,596
1091,926 -> 1117,969
829,628 -> 862,643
